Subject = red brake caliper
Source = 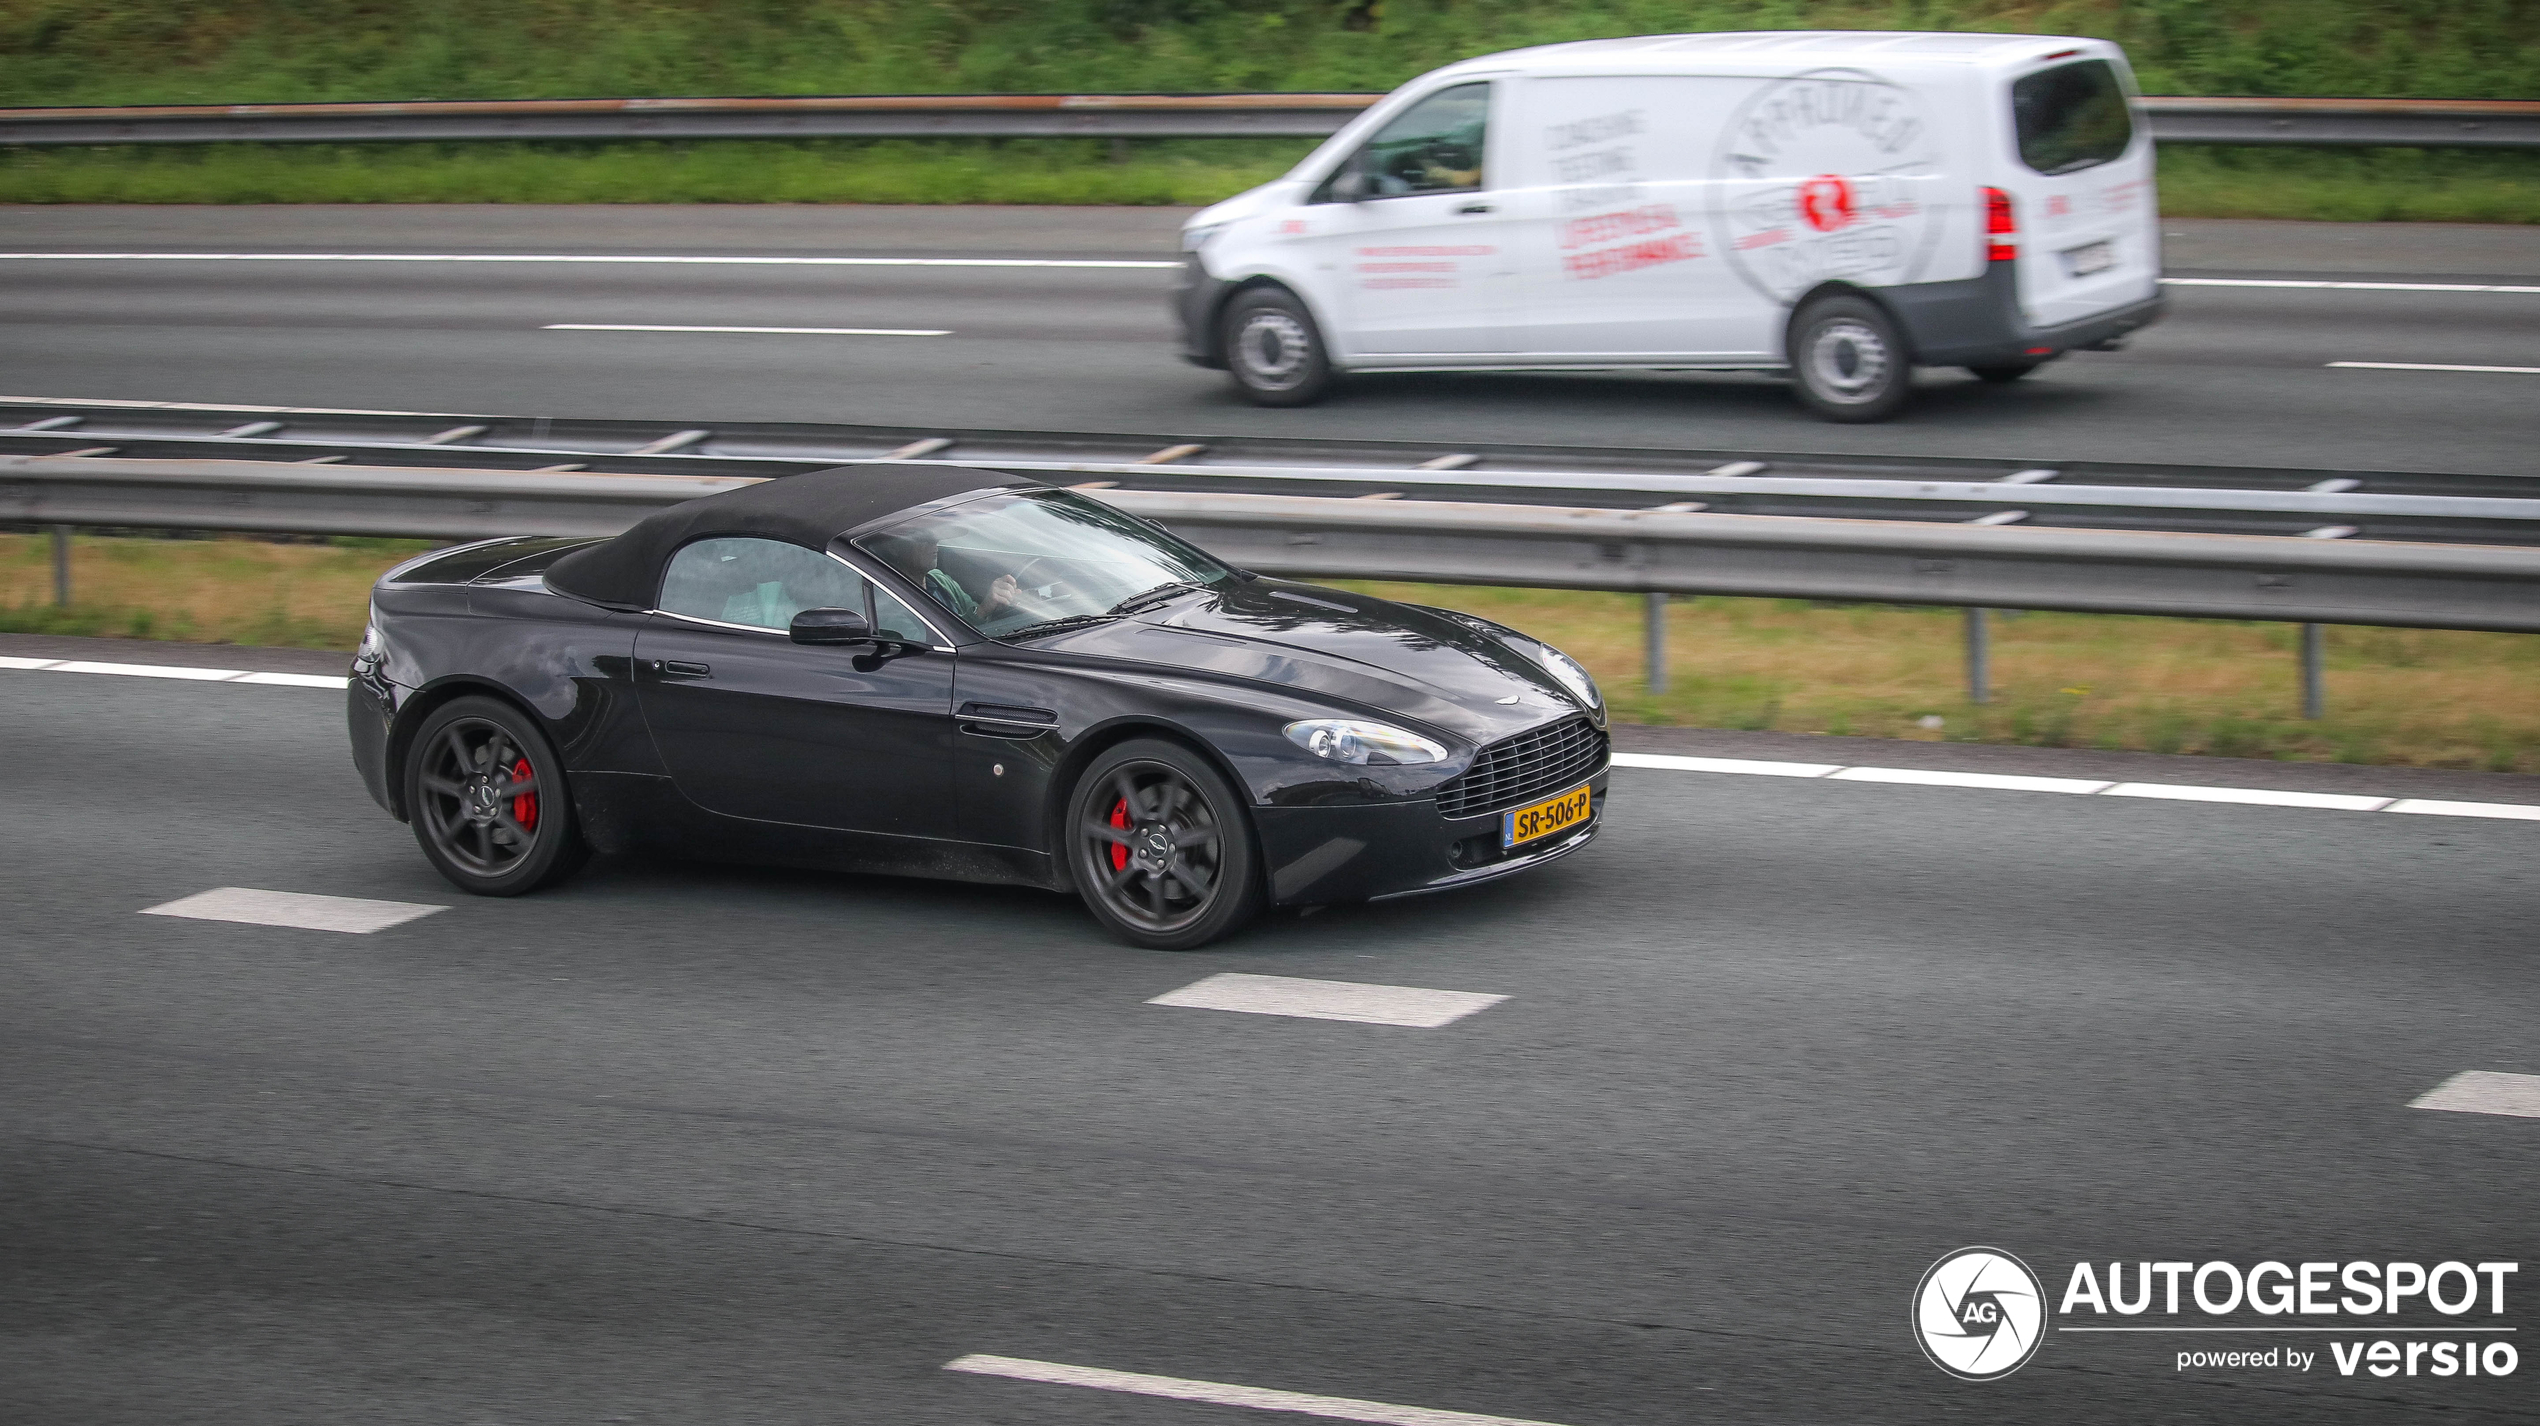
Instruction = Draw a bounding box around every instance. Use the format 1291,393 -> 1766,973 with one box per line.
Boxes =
509,757 -> 538,831
1108,797 -> 1130,872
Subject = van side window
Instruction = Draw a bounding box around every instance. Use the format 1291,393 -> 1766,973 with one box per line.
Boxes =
1314,82 -> 1491,202
2012,60 -> 2133,176
659,536 -> 867,631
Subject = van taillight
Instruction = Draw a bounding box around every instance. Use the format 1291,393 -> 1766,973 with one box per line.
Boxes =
1982,187 -> 2017,262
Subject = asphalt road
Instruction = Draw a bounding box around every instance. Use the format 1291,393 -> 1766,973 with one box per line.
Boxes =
2,206 -> 2535,477
5,662 -> 2534,1423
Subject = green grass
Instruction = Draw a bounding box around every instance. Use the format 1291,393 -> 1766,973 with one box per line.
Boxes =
6,1 -> 2534,107
5,139 -> 2536,221
3,2 -> 2534,217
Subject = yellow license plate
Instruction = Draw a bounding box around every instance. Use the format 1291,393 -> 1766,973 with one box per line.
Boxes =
1502,783 -> 1592,849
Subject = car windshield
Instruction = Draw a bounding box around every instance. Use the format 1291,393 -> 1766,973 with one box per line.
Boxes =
856,489 -> 1230,639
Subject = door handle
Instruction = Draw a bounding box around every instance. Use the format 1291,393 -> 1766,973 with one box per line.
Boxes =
1457,202 -> 1495,215
662,660 -> 711,678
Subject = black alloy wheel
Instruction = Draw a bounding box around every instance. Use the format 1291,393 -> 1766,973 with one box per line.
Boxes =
1787,292 -> 1914,423
1222,287 -> 1333,407
1068,738 -> 1263,950
404,695 -> 588,896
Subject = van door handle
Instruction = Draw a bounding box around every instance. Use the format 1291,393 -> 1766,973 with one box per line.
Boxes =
662,660 -> 711,678
1457,202 -> 1496,215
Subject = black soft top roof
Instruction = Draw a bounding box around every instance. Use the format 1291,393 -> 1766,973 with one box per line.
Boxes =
544,465 -> 1042,609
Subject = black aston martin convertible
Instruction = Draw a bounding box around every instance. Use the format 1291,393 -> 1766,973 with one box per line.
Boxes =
348,465 -> 1609,948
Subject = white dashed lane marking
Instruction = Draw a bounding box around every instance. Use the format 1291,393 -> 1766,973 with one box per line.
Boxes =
544,323 -> 951,337
2328,361 -> 2540,375
945,1354 -> 1575,1426
2100,782 -> 2393,811
1148,973 -> 1506,1028
142,887 -> 446,934
2411,1072 -> 2540,1119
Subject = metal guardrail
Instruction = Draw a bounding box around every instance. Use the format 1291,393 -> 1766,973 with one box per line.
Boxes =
8,401 -> 2537,546
2,93 -> 2533,149
8,457 -> 2538,635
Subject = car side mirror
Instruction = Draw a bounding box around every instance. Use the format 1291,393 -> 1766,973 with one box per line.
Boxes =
789,607 -> 873,645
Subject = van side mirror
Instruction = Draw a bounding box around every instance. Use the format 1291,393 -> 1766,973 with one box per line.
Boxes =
1331,168 -> 1371,203
789,607 -> 873,645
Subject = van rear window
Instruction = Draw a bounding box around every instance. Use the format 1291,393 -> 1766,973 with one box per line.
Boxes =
2012,60 -> 2133,175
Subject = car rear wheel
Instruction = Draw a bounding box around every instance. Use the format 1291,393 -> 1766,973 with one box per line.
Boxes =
1068,738 -> 1263,950
404,695 -> 588,896
1968,362 -> 2041,384
1222,287 -> 1332,407
1788,294 -> 1913,423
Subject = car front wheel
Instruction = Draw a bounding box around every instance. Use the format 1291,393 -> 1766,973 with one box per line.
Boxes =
404,694 -> 588,896
1067,738 -> 1263,950
1788,294 -> 1913,422
1222,288 -> 1333,407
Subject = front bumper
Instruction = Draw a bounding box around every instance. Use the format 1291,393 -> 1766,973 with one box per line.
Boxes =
346,665 -> 399,818
1882,262 -> 2166,369
1175,254 -> 1235,369
1253,767 -> 1610,905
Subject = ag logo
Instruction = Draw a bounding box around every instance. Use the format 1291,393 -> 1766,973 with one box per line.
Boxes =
1913,1247 -> 2047,1380
1711,68 -> 1943,303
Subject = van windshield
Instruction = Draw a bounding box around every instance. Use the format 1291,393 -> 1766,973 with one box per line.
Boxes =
2012,60 -> 2133,176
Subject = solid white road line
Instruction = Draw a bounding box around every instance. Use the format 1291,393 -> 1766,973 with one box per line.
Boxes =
944,1354 -> 1575,1426
1827,765 -> 2111,795
0,251 -> 1181,270
1148,972 -> 1507,1028
1611,752 -> 1839,778
2163,278 -> 2540,295
52,658 -> 249,681
6,660 -> 2533,822
142,886 -> 445,934
2386,798 -> 2540,821
1,658 -> 348,689
544,322 -> 951,336
2327,361 -> 2540,375
1609,750 -> 2538,821
2099,782 -> 2393,811
2410,1071 -> 2540,1119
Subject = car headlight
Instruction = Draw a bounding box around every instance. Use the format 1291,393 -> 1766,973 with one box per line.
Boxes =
1284,718 -> 1447,766
1181,222 -> 1230,252
1533,643 -> 1603,710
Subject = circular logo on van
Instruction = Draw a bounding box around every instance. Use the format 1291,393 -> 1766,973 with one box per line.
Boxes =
1711,69 -> 1944,303
1913,1247 -> 2047,1381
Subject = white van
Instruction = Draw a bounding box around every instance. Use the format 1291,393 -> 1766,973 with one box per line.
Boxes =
1175,31 -> 2165,421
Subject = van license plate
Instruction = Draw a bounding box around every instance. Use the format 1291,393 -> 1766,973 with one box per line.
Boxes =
1503,783 -> 1592,849
2063,240 -> 2115,277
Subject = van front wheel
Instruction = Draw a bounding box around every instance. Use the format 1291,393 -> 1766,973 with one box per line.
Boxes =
1788,295 -> 1912,423
1223,288 -> 1332,407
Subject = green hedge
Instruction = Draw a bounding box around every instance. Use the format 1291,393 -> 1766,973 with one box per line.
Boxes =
5,1 -> 2534,106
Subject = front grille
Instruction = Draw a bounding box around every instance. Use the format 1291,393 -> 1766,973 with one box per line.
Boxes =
1435,716 -> 1608,820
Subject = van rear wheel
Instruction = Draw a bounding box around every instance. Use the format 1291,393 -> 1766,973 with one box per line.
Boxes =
1788,294 -> 1913,423
1223,288 -> 1332,407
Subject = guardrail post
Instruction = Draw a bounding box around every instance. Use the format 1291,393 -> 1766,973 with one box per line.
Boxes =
51,525 -> 72,607
1964,607 -> 1991,705
2301,623 -> 2326,719
1644,592 -> 1668,695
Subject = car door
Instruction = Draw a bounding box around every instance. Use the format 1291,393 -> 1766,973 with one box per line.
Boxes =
1298,80 -> 1518,358
1501,74 -> 1769,359
633,536 -> 958,839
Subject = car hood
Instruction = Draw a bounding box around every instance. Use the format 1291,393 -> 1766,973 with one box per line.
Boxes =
1033,580 -> 1592,747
